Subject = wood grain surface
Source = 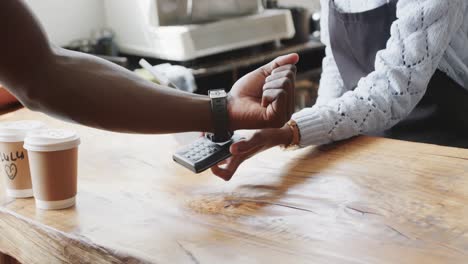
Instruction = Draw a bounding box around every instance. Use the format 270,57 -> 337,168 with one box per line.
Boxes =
1,109 -> 468,264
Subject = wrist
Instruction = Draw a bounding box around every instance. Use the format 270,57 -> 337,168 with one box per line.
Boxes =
227,94 -> 269,131
282,120 -> 301,149
227,93 -> 238,131
278,125 -> 293,146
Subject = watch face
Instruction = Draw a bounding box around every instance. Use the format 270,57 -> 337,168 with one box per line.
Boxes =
209,89 -> 227,99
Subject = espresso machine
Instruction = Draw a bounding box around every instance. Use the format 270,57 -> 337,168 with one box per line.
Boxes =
104,0 -> 295,61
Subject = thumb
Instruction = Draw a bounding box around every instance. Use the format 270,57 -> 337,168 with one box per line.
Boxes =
259,53 -> 299,77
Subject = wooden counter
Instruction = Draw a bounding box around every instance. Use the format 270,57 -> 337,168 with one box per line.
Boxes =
1,109 -> 468,263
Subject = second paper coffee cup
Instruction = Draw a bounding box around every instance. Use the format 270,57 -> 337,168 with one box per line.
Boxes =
24,129 -> 81,210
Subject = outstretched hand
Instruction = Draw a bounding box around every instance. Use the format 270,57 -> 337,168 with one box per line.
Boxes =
211,125 -> 293,181
227,53 -> 299,131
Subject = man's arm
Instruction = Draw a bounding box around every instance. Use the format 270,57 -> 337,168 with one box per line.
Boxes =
0,0 -> 298,134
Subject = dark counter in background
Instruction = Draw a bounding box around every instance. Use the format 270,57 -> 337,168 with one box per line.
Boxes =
125,39 -> 325,95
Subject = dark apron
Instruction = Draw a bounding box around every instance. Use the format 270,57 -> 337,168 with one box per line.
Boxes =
328,0 -> 468,148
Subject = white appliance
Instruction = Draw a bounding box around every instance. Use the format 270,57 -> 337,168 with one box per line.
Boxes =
104,0 -> 295,61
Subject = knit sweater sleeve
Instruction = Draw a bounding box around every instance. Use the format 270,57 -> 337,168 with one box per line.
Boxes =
315,0 -> 348,106
292,0 -> 465,147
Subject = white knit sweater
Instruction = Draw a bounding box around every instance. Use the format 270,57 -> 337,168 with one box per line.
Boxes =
292,0 -> 468,147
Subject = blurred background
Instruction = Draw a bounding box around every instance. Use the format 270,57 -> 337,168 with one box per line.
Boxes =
1,0 -> 325,112
25,0 -> 320,46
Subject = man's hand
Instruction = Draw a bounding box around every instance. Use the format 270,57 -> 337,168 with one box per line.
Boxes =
211,125 -> 293,181
228,53 -> 299,131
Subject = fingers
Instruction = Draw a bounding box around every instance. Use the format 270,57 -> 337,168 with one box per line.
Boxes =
211,156 -> 244,181
262,79 -> 294,120
265,67 -> 296,83
230,132 -> 265,155
263,64 -> 296,120
259,53 -> 299,77
216,159 -> 228,166
256,56 -> 298,125
261,87 -> 289,108
211,128 -> 288,180
211,132 -> 266,181
271,64 -> 297,77
265,90 -> 288,128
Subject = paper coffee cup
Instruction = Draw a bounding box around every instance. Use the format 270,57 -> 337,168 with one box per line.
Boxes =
0,121 -> 46,198
24,129 -> 80,210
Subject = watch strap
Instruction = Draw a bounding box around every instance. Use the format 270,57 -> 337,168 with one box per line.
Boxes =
209,89 -> 231,142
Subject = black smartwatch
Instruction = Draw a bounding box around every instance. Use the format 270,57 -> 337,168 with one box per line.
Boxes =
208,89 -> 232,142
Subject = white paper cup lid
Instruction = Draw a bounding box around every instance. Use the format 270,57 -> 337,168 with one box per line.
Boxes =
24,129 -> 81,152
0,120 -> 46,142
